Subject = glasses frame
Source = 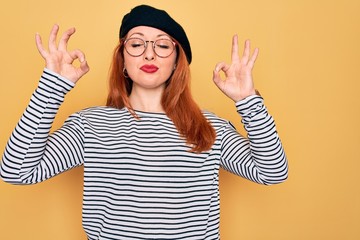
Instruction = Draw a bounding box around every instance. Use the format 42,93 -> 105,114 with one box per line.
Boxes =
123,37 -> 176,58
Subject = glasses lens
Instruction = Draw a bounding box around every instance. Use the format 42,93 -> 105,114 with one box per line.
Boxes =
124,38 -> 175,57
154,39 -> 175,57
125,38 -> 145,56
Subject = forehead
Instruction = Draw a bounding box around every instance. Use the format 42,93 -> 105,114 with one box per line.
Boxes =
127,26 -> 171,38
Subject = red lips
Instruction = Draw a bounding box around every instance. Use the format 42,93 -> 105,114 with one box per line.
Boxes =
140,64 -> 159,73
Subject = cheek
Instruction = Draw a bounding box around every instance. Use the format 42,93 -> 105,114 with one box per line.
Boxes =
164,63 -> 175,76
123,53 -> 132,69
164,56 -> 177,75
123,55 -> 138,77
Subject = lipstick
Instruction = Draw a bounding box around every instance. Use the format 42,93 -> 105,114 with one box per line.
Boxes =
140,64 -> 159,73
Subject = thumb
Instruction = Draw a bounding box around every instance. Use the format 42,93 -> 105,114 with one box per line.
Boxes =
79,59 -> 90,76
212,69 -> 222,87
70,49 -> 90,78
213,62 -> 228,87
73,59 -> 90,82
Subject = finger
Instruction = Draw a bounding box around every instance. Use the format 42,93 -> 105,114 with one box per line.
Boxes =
70,49 -> 90,76
212,68 -> 222,85
35,33 -> 48,59
248,47 -> 259,68
79,59 -> 90,76
48,24 -> 60,52
69,49 -> 86,63
213,62 -> 225,84
213,62 -> 230,86
241,39 -> 251,64
231,35 -> 240,63
214,62 -> 229,73
58,27 -> 76,51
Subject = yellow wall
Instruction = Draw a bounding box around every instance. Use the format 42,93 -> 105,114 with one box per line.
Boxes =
0,0 -> 359,239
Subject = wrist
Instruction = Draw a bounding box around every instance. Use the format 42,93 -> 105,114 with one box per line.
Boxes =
233,89 -> 260,102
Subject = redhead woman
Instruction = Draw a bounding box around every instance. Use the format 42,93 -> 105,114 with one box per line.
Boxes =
0,4 -> 288,240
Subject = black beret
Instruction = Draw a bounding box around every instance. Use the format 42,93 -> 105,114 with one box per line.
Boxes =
119,5 -> 192,64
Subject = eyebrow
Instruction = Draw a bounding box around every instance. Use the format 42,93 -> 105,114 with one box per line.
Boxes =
129,32 -> 171,39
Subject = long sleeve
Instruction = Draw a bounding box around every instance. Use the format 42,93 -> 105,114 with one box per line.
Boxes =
220,95 -> 288,185
0,69 -> 85,184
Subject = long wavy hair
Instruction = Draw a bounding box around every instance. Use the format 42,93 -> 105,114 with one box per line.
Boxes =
106,38 -> 216,153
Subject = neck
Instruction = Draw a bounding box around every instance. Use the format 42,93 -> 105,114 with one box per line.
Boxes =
129,85 -> 165,113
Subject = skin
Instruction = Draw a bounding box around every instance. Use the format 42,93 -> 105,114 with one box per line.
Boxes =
35,24 -> 259,108
213,35 -> 259,102
124,26 -> 177,112
35,24 -> 89,83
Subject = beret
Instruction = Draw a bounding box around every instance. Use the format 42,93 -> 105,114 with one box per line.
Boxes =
119,5 -> 192,64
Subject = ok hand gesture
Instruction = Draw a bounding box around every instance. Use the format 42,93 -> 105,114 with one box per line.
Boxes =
213,35 -> 259,102
35,24 -> 89,83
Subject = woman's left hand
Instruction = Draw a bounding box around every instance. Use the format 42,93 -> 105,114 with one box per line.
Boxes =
213,35 -> 259,102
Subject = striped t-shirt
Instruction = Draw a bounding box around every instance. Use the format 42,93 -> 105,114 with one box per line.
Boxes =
0,69 -> 288,239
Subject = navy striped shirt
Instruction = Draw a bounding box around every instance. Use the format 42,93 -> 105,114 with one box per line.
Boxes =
0,69 -> 288,239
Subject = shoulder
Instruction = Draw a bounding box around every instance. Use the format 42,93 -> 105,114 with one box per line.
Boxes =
74,106 -> 131,121
202,110 -> 229,128
202,110 -> 239,140
80,106 -> 125,114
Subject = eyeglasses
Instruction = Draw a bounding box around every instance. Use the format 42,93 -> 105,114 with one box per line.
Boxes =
124,38 -> 176,58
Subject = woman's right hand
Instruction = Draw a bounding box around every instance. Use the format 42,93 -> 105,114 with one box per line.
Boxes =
35,24 -> 89,83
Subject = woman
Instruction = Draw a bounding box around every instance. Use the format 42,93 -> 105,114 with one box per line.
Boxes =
0,4 -> 288,240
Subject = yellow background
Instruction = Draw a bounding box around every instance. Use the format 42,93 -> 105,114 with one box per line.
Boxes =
0,0 -> 359,239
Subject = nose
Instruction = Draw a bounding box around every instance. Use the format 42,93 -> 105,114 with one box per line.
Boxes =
144,41 -> 155,61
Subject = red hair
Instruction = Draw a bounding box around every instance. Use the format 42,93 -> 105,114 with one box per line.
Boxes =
106,40 -> 216,153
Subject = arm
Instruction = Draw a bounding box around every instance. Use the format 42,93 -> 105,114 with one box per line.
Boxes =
220,95 -> 288,185
213,35 -> 288,185
0,69 -> 84,184
0,25 -> 89,184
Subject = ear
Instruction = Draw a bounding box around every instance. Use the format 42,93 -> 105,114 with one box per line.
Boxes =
123,67 -> 129,78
